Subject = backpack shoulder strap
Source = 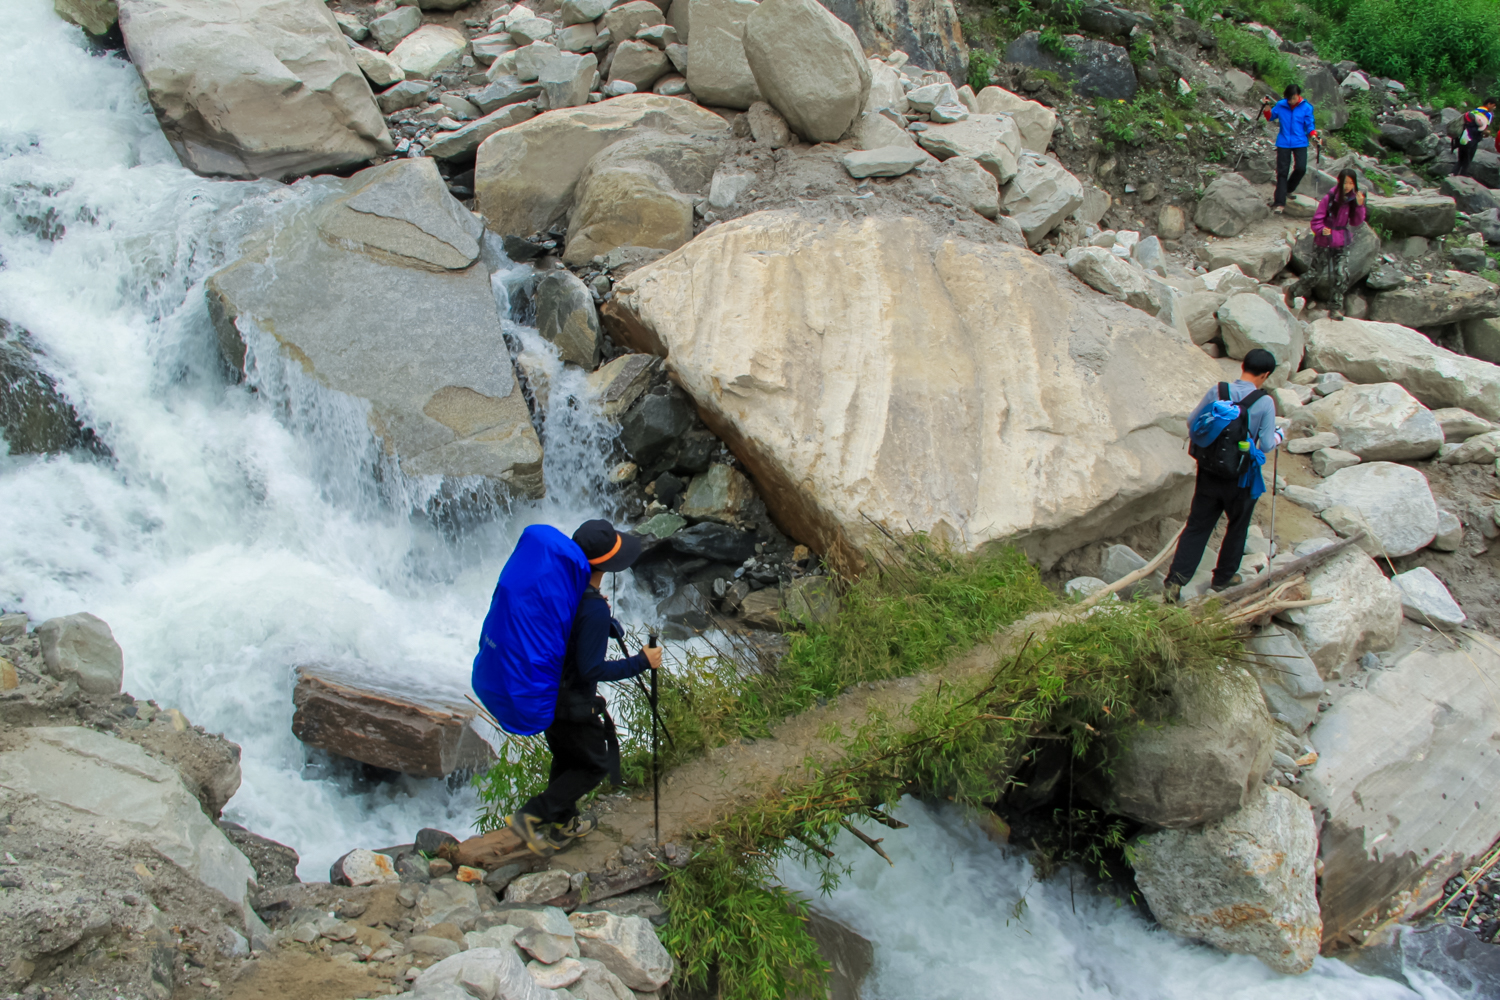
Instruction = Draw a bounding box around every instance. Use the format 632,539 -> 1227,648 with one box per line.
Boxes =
1239,387 -> 1271,411
1218,381 -> 1230,400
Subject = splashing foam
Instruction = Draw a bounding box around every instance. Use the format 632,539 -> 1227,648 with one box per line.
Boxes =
779,799 -> 1461,998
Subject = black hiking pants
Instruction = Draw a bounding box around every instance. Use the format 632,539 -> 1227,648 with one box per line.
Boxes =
1166,474 -> 1259,590
520,716 -> 615,825
1457,140 -> 1478,177
1274,146 -> 1308,207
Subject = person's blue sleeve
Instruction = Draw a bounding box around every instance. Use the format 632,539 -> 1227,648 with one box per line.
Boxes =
1250,396 -> 1280,452
572,601 -> 649,683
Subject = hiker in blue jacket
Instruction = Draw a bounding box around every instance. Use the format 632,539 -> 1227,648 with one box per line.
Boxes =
1261,84 -> 1319,214
502,520 -> 661,855
1163,349 -> 1284,603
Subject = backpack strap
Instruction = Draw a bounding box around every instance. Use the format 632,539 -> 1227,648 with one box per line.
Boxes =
1238,387 -> 1271,412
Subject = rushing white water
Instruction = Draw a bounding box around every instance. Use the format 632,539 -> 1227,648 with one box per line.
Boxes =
0,0 -> 640,878
780,800 -> 1462,1000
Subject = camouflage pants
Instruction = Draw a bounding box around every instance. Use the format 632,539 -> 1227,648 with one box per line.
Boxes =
1294,244 -> 1351,305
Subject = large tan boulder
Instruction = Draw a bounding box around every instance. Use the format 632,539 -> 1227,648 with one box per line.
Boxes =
1303,631 -> 1500,948
1305,317 -> 1500,422
118,0 -> 391,181
564,131 -> 726,264
602,211 -> 1222,573
55,0 -> 117,34
743,0 -> 871,143
475,95 -> 730,237
973,86 -> 1056,153
207,158 -> 543,495
685,0 -> 762,109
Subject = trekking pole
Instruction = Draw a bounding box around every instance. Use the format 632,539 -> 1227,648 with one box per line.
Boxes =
649,633 -> 660,848
611,636 -> 677,750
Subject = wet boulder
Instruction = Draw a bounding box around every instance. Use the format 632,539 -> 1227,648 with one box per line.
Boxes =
208,157 -> 543,496
36,612 -> 124,696
0,323 -> 98,456
1132,785 -> 1321,973
117,0 -> 392,180
291,663 -> 493,778
535,270 -> 603,369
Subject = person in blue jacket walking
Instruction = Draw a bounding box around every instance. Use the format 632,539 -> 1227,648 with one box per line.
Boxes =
1261,84 -> 1319,214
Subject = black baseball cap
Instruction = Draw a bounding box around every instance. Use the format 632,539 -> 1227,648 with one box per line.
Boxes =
572,519 -> 642,572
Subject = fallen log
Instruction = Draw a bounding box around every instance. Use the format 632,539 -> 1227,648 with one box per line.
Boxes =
1206,532 -> 1365,607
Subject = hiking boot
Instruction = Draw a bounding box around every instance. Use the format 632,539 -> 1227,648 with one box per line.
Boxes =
506,812 -> 552,857
1162,582 -> 1182,605
1272,205 -> 1286,215
1330,309 -> 1344,321
1208,574 -> 1244,594
541,812 -> 597,853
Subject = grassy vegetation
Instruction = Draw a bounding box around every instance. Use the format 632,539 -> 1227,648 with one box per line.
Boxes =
1320,0 -> 1500,89
1094,90 -> 1223,147
474,538 -> 1054,830
1211,20 -> 1303,93
662,598 -> 1243,1000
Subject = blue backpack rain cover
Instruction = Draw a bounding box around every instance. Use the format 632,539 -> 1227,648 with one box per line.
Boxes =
472,524 -> 591,736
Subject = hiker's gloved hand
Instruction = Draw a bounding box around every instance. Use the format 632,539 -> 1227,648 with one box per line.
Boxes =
642,645 -> 663,671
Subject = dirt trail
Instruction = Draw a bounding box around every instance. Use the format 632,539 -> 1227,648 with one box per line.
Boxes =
550,612 -> 1065,875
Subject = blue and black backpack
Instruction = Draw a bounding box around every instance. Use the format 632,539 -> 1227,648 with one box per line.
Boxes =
472,524 -> 591,735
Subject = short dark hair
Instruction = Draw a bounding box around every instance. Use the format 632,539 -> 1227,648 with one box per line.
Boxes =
1243,348 -> 1278,376
1485,96 -> 1499,108
1284,84 -> 1302,100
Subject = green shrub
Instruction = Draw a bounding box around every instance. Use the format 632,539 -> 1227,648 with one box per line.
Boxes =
1212,20 -> 1303,93
1315,0 -> 1500,87
1038,24 -> 1078,59
1336,90 -> 1379,145
968,49 -> 1000,91
1094,91 -> 1211,147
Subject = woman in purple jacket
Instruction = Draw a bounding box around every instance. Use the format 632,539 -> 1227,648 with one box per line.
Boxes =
1287,169 -> 1366,320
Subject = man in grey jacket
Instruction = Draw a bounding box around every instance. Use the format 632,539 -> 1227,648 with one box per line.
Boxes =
1163,348 -> 1284,601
